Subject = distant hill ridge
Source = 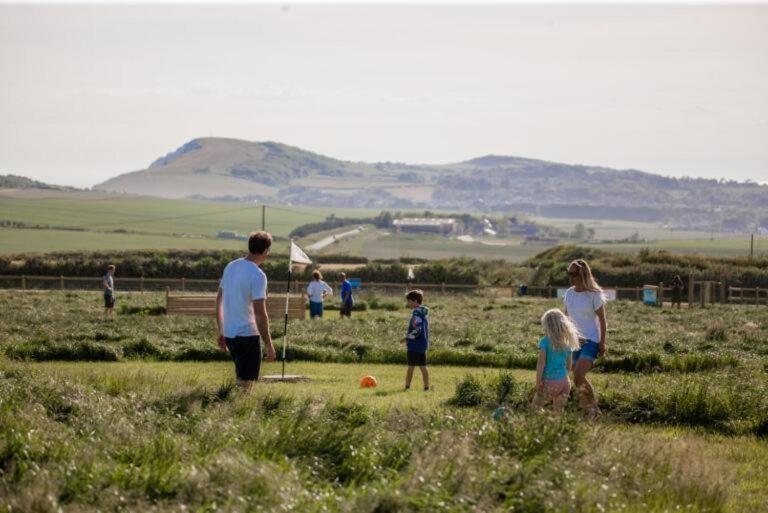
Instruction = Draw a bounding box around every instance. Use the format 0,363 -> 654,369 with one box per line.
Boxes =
0,174 -> 78,191
94,137 -> 767,231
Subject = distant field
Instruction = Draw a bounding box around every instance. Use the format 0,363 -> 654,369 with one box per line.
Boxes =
318,228 -> 546,261
0,228 -> 283,254
0,193 -> 379,255
530,216 -> 738,242
0,194 -> 378,238
2,192 -> 764,260
592,237 -> 767,257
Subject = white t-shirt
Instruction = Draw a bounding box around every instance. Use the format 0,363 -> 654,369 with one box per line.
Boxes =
307,280 -> 333,303
563,287 -> 605,343
220,258 -> 268,338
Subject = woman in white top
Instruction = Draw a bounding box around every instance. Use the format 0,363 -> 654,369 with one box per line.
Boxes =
307,270 -> 333,319
563,259 -> 607,419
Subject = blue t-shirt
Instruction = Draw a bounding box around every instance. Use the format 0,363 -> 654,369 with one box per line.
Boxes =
340,280 -> 353,305
538,336 -> 570,380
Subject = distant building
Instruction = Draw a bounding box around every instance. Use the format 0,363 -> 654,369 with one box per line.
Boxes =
508,223 -> 539,237
393,218 -> 457,235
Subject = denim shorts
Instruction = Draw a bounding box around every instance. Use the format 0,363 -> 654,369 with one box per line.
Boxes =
309,301 -> 324,318
573,339 -> 600,363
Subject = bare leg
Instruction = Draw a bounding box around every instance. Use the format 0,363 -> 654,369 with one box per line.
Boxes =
531,387 -> 549,410
552,393 -> 569,413
573,359 -> 599,418
237,380 -> 254,391
419,366 -> 430,390
405,366 -> 415,388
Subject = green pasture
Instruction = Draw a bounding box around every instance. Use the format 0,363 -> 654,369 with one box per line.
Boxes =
591,237 -> 767,258
0,228 -> 255,254
0,195 -> 377,253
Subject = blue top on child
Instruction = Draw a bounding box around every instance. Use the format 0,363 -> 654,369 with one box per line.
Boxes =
538,336 -> 570,380
405,306 -> 430,353
340,279 -> 354,305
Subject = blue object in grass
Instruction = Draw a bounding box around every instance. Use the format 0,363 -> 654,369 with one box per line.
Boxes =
491,406 -> 509,421
348,278 -> 361,289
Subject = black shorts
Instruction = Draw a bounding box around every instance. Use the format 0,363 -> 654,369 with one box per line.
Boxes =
340,302 -> 353,317
104,291 -> 115,308
225,336 -> 262,381
407,351 -> 427,367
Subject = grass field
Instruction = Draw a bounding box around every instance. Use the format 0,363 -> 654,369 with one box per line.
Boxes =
0,228 -> 252,254
1,290 -> 767,511
0,194 -> 378,254
318,229 -> 546,262
591,237 -> 768,258
4,191 -> 764,260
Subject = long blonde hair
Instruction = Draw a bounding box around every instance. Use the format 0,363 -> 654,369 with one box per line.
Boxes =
541,308 -> 581,352
569,259 -> 605,298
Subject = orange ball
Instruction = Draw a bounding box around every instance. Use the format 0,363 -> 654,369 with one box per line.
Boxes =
359,375 -> 378,388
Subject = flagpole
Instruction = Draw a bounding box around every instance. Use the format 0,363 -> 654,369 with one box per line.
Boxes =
282,241 -> 293,378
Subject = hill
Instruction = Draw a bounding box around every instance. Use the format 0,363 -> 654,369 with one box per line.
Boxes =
0,174 -> 78,191
95,137 -> 768,231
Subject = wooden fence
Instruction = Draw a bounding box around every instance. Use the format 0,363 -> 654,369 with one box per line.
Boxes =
728,286 -> 768,305
0,274 -> 756,306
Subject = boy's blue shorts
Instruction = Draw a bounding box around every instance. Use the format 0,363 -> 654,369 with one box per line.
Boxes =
573,339 -> 600,363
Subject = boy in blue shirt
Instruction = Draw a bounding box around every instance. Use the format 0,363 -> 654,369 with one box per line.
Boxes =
401,289 -> 430,391
338,272 -> 354,318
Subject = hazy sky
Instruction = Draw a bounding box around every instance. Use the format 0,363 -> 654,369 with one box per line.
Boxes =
1,4 -> 767,187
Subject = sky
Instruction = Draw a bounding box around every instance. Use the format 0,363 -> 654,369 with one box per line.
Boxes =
0,3 -> 767,188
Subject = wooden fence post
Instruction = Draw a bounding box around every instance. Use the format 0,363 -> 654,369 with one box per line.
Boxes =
658,282 -> 664,306
21,275 -> 26,290
547,285 -> 552,298
181,277 -> 186,292
60,275 -> 64,291
441,282 -> 446,293
756,287 -> 761,306
720,280 -> 726,303
636,287 -> 640,301
140,276 -> 144,294
688,274 -> 695,308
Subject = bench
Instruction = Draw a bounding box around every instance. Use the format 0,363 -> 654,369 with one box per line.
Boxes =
165,289 -> 307,320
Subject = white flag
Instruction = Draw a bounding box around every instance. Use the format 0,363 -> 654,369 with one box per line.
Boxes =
290,241 -> 312,265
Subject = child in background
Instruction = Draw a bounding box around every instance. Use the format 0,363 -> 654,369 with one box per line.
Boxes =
401,289 -> 430,391
533,308 -> 581,412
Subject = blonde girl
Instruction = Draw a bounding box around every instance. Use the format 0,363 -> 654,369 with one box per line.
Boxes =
533,309 -> 581,412
563,259 -> 607,418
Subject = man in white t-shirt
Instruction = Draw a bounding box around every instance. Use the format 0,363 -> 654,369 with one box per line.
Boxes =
216,231 -> 277,389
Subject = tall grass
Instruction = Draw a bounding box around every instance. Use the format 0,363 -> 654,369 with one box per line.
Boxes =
0,361 -> 735,512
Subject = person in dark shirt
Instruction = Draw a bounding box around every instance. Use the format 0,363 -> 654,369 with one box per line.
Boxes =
671,275 -> 685,309
401,289 -> 430,391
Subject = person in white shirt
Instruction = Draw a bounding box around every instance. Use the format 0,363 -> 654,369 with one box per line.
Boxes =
307,270 -> 333,319
216,231 -> 277,389
563,259 -> 608,419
